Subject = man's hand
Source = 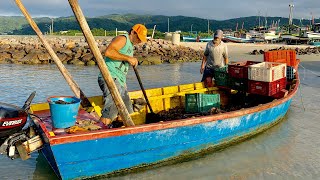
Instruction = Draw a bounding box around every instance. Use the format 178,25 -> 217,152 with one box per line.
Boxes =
200,56 -> 207,74
200,66 -> 205,74
128,57 -> 138,67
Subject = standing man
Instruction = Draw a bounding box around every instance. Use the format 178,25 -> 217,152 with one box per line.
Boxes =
200,29 -> 228,87
98,24 -> 147,125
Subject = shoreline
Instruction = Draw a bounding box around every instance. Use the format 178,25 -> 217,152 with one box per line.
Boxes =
0,36 -> 319,65
181,42 -> 320,62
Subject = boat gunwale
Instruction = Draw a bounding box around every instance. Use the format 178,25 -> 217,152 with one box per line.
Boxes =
33,75 -> 300,145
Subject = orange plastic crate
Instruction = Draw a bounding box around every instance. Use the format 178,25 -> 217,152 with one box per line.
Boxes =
264,50 -> 297,67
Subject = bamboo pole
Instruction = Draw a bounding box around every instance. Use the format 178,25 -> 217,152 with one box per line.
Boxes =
14,0 -> 92,109
68,0 -> 135,126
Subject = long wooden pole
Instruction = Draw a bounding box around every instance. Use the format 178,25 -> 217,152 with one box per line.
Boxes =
133,67 -> 154,113
14,0 -> 92,108
68,0 -> 135,126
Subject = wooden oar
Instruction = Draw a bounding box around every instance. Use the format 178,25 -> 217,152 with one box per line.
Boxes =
14,0 -> 100,117
133,66 -> 161,123
68,0 -> 135,127
133,67 -> 154,113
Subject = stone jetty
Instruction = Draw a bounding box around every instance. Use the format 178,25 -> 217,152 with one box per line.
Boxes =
250,46 -> 320,55
0,36 -> 203,66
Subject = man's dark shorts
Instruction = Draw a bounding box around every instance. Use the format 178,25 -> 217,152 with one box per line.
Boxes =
201,67 -> 215,82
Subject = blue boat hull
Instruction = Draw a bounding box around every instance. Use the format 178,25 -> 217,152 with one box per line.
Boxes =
310,41 -> 320,47
41,99 -> 292,179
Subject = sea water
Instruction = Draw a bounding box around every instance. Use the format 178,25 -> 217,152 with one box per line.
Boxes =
0,61 -> 319,179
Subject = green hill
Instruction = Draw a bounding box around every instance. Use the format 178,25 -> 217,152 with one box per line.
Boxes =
0,14 -> 318,35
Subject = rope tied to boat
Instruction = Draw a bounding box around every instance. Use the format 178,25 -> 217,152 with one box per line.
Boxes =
298,84 -> 306,112
299,64 -> 320,77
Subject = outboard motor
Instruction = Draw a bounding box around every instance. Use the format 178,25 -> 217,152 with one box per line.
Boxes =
0,92 -> 39,159
0,92 -> 35,138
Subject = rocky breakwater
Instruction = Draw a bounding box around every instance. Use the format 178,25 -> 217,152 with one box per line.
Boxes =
134,39 -> 203,65
250,46 -> 320,55
0,36 -> 204,66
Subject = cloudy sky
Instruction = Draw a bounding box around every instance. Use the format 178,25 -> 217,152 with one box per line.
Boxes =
0,0 -> 319,20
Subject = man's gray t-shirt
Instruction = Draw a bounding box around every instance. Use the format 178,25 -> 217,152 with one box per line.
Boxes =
204,41 -> 228,68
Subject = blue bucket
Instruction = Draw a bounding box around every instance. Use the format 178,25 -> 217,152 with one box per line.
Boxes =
47,96 -> 81,129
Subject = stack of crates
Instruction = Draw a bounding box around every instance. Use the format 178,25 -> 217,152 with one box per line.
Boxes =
264,50 -> 298,81
228,61 -> 260,92
287,66 -> 295,80
185,93 -> 220,113
248,62 -> 287,96
213,65 -> 229,87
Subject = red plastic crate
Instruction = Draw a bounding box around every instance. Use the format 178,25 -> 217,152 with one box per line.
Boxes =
271,89 -> 289,99
228,61 -> 260,79
264,50 -> 297,67
248,78 -> 287,96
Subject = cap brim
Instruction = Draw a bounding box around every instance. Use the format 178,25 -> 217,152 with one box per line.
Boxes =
138,34 -> 147,42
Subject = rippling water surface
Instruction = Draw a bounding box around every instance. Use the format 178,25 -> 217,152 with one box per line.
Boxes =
0,61 -> 319,180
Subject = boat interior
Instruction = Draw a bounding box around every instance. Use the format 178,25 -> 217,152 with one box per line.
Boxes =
29,78 -> 297,138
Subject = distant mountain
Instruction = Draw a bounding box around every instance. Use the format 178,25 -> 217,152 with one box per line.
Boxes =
0,14 -> 318,35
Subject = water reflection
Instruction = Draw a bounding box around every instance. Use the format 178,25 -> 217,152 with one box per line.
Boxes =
33,154 -> 58,180
0,61 -> 319,179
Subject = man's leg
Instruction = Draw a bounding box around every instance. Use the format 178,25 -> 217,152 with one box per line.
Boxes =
201,67 -> 214,88
116,84 -> 134,122
205,76 -> 213,87
98,77 -> 118,125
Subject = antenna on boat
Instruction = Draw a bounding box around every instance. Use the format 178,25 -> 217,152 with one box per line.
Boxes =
258,10 -> 261,29
167,17 -> 170,33
289,3 -> 294,26
207,19 -> 210,34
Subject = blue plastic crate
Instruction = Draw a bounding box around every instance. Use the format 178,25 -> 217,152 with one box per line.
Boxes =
185,93 -> 220,113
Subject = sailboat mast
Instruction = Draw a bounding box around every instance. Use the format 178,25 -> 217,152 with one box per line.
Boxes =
207,19 -> 210,34
289,3 -> 294,25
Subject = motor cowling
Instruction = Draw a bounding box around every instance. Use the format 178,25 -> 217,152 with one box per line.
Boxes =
0,107 -> 19,119
0,107 -> 28,138
0,92 -> 42,160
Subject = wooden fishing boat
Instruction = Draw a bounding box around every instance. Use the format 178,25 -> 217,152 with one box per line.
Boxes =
223,35 -> 254,43
309,40 -> 320,47
29,71 -> 300,180
4,1 -> 299,179
182,31 -> 213,42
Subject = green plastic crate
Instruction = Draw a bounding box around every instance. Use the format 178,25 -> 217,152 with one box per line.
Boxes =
213,65 -> 228,72
213,65 -> 229,87
214,71 -> 229,87
185,93 -> 220,113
